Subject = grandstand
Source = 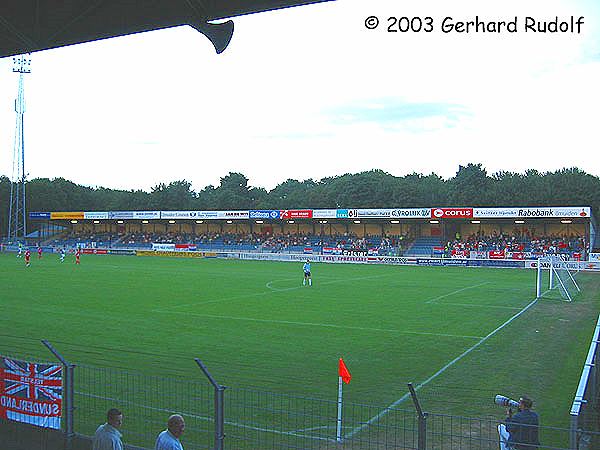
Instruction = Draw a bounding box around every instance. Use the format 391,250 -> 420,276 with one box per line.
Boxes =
20,205 -> 595,261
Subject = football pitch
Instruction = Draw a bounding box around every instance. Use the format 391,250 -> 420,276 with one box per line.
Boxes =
1,252 -> 599,442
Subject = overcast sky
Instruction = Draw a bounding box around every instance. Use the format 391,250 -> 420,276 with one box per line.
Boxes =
0,0 -> 598,193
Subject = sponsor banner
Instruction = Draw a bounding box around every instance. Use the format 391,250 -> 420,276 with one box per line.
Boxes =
280,209 -> 313,219
340,208 -> 431,219
1,357 -> 62,430
390,208 -> 431,219
160,210 -> 225,220
160,211 -> 202,220
489,250 -> 505,259
469,260 -> 525,268
132,211 -> 160,220
29,212 -> 51,219
588,253 -> 600,262
312,209 -> 337,219
137,250 -> 206,258
431,208 -> 473,219
506,252 -> 525,260
451,250 -> 469,259
469,251 -> 488,259
473,207 -> 519,218
516,207 -> 590,218
217,211 -> 249,219
525,260 -> 599,271
249,210 -> 281,220
322,247 -> 342,255
108,249 -> 136,256
50,212 -> 84,220
417,258 -> 444,266
442,259 -> 469,266
108,211 -> 135,220
152,243 -> 175,251
355,209 -> 393,218
81,249 -> 108,254
84,212 -> 109,220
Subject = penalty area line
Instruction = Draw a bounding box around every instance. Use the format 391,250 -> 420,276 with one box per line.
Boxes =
344,296 -> 539,441
425,282 -> 491,304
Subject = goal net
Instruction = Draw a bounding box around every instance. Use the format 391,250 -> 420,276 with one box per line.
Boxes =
536,255 -> 581,301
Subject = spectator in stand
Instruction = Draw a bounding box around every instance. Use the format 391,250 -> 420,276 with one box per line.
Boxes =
93,408 -> 124,450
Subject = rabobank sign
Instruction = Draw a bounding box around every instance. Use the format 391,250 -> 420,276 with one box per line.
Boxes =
249,210 -> 280,219
336,209 -> 349,218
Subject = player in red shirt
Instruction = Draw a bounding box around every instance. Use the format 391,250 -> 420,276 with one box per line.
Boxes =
37,246 -> 43,259
24,249 -> 31,267
75,248 -> 81,265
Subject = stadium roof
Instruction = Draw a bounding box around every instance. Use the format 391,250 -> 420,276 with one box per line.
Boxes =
0,0 -> 333,58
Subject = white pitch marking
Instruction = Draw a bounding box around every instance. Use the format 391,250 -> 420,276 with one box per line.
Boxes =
163,274 -> 392,311
344,297 -> 539,440
425,282 -> 491,304
434,302 -> 522,311
160,311 -> 484,340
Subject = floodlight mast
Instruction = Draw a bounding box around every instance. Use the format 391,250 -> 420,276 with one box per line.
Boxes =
7,54 -> 31,244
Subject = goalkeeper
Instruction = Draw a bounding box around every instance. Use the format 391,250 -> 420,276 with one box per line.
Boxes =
302,259 -> 312,286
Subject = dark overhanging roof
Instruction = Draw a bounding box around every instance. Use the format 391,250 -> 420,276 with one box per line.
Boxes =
0,0 -> 334,57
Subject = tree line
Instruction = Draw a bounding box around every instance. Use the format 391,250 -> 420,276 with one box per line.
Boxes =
1,163 -> 599,236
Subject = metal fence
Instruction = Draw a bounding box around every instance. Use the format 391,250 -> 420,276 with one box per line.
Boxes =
2,342 -> 600,450
569,315 -> 600,450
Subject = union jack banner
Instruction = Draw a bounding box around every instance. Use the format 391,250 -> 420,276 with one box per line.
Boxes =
0,357 -> 62,429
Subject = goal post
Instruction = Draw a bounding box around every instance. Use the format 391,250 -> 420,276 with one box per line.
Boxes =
536,255 -> 581,302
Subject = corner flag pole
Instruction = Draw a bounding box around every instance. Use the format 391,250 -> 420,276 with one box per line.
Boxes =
336,375 -> 343,442
337,357 -> 351,443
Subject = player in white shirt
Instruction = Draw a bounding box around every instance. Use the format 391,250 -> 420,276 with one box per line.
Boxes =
60,247 -> 66,263
303,259 -> 312,286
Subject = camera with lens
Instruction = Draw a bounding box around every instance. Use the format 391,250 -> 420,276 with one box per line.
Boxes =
494,395 -> 520,409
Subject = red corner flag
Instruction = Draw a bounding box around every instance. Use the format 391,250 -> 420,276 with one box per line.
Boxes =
338,358 -> 351,384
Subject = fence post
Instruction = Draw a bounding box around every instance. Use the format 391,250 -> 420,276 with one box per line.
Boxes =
408,383 -> 427,450
42,340 -> 75,450
195,358 -> 226,450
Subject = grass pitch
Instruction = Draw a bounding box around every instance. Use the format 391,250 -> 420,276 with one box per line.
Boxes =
1,252 -> 598,446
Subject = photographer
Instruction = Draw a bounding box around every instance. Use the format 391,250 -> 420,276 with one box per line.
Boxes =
498,396 -> 540,450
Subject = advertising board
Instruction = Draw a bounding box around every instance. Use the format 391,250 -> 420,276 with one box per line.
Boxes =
249,210 -> 281,220
431,208 -> 473,219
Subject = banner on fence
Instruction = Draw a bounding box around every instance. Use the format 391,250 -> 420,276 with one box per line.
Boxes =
0,357 -> 62,429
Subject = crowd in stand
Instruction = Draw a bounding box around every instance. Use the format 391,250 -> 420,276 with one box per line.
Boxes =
446,230 -> 587,258
44,228 -> 586,259
54,230 -> 412,254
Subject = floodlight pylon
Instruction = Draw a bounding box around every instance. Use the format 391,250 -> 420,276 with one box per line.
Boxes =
7,54 -> 31,243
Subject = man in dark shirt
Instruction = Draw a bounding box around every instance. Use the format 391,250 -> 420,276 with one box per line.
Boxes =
499,396 -> 540,449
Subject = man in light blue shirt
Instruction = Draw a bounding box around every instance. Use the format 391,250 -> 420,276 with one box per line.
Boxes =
93,408 -> 123,450
155,414 -> 185,450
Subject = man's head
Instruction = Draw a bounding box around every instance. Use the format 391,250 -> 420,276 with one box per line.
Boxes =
519,396 -> 533,410
107,408 -> 123,428
167,414 -> 185,439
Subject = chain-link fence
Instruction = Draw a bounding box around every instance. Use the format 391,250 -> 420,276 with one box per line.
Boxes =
2,337 -> 600,450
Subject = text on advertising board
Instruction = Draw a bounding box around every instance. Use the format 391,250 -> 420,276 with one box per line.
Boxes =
431,208 -> 473,219
280,210 -> 313,219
